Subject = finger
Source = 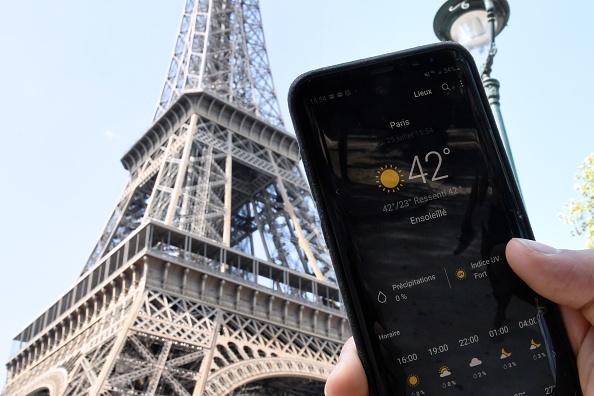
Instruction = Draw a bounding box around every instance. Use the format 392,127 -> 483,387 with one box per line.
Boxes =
506,239 -> 594,313
558,304 -> 591,356
506,238 -> 594,393
506,238 -> 594,353
325,337 -> 369,396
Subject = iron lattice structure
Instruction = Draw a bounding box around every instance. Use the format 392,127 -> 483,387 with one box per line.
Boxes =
2,1 -> 348,395
154,0 -> 284,127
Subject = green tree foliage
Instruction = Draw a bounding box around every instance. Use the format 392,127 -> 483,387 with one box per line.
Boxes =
560,154 -> 594,248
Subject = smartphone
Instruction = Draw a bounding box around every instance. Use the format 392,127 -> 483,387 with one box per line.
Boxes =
288,43 -> 581,395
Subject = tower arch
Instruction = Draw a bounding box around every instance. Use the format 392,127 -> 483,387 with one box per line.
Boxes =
203,357 -> 332,396
20,368 -> 68,396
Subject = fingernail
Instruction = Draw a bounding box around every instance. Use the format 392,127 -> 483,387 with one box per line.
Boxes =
324,354 -> 339,395
324,365 -> 340,396
324,349 -> 345,395
325,339 -> 353,395
516,238 -> 561,255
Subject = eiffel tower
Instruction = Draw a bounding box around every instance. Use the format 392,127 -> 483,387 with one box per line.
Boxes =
2,1 -> 349,394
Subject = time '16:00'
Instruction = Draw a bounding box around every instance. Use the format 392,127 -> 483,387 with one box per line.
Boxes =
396,353 -> 418,365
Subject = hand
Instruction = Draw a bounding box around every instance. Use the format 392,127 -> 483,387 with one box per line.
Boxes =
506,239 -> 594,394
324,238 -> 594,396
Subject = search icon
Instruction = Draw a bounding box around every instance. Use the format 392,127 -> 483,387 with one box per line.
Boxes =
442,83 -> 451,91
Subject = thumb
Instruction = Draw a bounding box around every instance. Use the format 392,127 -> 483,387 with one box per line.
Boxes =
506,238 -> 594,312
325,337 -> 369,396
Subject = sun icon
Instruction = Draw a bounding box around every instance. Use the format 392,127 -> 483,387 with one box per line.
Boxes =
407,374 -> 420,387
376,164 -> 404,193
455,269 -> 467,280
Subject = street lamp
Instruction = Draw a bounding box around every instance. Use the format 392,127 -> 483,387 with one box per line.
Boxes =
433,0 -> 518,180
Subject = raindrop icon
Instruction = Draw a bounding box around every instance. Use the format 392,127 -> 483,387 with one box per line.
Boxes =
378,291 -> 387,304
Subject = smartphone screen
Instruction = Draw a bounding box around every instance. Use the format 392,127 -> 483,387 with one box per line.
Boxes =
289,44 -> 580,395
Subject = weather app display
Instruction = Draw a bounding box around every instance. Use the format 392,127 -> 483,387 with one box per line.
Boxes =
295,49 -> 569,394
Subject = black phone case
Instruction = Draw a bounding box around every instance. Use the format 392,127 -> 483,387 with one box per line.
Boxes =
288,42 -> 580,395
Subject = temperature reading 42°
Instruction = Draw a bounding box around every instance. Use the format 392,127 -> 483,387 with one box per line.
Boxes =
409,148 -> 450,183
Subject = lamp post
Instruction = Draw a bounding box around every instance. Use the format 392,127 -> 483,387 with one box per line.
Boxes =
433,0 -> 519,180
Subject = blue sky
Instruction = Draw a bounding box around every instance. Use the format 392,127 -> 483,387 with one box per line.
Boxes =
0,0 -> 593,388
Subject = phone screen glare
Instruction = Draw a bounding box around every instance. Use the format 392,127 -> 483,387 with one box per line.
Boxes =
294,50 -> 576,394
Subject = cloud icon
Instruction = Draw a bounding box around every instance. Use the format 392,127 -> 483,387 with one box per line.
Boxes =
469,357 -> 482,367
440,370 -> 452,377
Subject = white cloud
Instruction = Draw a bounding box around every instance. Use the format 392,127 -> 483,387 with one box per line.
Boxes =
104,130 -> 122,140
